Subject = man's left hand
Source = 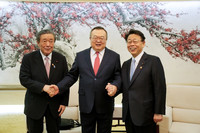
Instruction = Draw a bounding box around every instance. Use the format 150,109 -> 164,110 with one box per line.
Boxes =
153,114 -> 163,123
58,105 -> 66,116
105,83 -> 117,97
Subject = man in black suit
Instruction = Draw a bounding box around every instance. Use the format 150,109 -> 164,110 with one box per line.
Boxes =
53,26 -> 121,133
19,29 -> 69,133
121,29 -> 166,133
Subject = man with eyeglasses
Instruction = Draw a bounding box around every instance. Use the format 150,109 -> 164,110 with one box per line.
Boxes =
120,29 -> 166,133
52,26 -> 121,133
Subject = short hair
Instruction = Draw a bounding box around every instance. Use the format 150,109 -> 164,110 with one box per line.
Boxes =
125,29 -> 146,42
90,26 -> 108,40
36,29 -> 56,43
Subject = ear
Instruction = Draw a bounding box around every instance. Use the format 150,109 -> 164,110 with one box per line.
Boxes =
142,41 -> 145,48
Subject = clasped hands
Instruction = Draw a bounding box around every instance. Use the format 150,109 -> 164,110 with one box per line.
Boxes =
43,83 -> 117,97
43,85 -> 59,97
105,83 -> 117,97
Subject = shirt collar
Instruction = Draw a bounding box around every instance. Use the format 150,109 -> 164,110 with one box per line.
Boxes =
132,51 -> 144,63
91,48 -> 105,56
40,50 -> 52,61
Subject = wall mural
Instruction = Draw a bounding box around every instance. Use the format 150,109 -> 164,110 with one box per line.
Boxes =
0,1 -> 200,85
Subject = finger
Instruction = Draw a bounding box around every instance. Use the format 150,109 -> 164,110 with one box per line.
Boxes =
58,106 -> 61,112
59,109 -> 64,116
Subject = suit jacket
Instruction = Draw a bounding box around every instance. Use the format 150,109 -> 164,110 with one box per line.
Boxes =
57,47 -> 121,114
121,52 -> 166,126
19,50 -> 69,119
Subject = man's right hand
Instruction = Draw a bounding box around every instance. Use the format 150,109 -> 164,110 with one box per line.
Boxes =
43,85 -> 59,97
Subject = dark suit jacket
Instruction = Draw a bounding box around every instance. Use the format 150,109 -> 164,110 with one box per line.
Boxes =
121,52 -> 166,126
19,50 -> 69,119
57,47 -> 121,114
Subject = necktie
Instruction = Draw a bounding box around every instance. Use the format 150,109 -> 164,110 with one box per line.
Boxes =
45,57 -> 50,78
130,58 -> 135,80
93,52 -> 100,75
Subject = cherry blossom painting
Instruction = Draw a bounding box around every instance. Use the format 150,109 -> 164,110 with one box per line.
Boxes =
0,1 -> 200,85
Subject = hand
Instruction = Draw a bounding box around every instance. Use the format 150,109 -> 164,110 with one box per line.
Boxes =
153,114 -> 163,123
49,85 -> 59,97
105,83 -> 117,97
43,85 -> 59,97
58,105 -> 66,116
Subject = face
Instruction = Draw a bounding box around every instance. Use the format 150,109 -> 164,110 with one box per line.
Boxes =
90,29 -> 107,52
37,34 -> 55,56
127,34 -> 145,58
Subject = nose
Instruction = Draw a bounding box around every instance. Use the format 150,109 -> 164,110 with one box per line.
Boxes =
46,41 -> 50,46
96,38 -> 101,42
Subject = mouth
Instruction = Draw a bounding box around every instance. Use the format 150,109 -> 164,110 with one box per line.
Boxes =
95,43 -> 101,47
129,46 -> 136,52
44,47 -> 52,50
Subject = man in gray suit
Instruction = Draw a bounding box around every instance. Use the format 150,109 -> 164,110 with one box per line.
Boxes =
52,26 -> 121,133
121,29 -> 166,133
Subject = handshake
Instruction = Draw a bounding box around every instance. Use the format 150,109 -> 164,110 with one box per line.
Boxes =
43,85 -> 59,97
105,83 -> 118,97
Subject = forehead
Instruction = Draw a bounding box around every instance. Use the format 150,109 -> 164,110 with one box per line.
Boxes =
127,34 -> 141,40
40,34 -> 54,40
91,29 -> 106,36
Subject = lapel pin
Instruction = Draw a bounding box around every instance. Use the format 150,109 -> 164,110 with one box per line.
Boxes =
52,63 -> 56,68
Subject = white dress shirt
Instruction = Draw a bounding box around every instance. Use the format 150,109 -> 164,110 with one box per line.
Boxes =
90,48 -> 105,68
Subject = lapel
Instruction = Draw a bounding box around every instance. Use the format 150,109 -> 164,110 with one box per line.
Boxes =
123,58 -> 132,89
35,51 -> 49,81
84,48 -> 95,76
84,47 -> 110,76
96,47 -> 110,76
49,51 -> 57,80
129,52 -> 147,87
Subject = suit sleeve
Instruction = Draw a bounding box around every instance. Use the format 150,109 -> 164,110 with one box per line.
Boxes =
110,54 -> 121,90
57,55 -> 79,94
19,54 -> 45,94
60,56 -> 70,106
152,57 -> 166,115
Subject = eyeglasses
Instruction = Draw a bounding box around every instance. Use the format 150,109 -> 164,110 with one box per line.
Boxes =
127,40 -> 142,44
91,36 -> 106,41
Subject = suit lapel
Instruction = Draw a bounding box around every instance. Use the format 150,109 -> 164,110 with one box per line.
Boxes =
49,52 -> 56,80
84,48 -> 95,75
129,53 -> 147,86
124,58 -> 132,88
36,51 -> 49,80
96,48 -> 109,76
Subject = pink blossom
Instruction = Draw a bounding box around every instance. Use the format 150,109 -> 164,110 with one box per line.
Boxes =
166,46 -> 172,52
6,13 -> 11,19
29,32 -> 33,38
58,17 -> 63,23
15,43 -> 20,48
116,22 -> 122,27
0,37 -> 3,43
178,45 -> 184,53
51,24 -> 56,29
37,13 -> 41,18
22,35 -> 27,39
9,30 -> 13,34
49,16 -> 53,20
81,17 -> 85,21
